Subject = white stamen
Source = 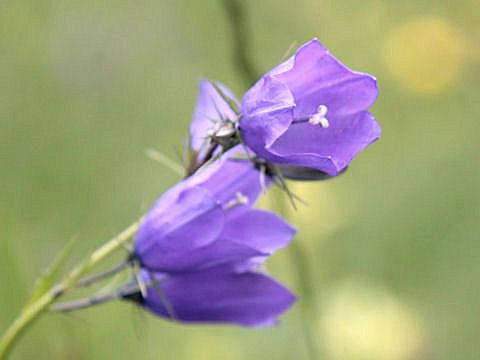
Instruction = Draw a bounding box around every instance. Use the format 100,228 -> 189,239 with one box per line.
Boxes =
309,105 -> 329,128
224,192 -> 249,210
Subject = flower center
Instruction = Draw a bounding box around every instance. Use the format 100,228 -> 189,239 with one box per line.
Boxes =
224,192 -> 249,210
308,105 -> 329,128
292,105 -> 330,128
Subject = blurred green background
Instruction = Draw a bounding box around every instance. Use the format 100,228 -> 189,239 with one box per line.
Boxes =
1,0 -> 479,359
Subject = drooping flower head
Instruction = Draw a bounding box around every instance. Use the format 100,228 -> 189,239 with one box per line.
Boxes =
134,148 -> 294,274
132,148 -> 296,326
239,39 -> 380,176
189,78 -> 337,181
138,268 -> 295,327
190,39 -> 380,177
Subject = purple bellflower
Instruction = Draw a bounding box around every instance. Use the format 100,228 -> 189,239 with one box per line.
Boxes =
239,39 -> 380,176
190,80 -> 240,155
190,39 -> 380,177
134,148 -> 295,273
132,148 -> 296,326
139,268 -> 295,327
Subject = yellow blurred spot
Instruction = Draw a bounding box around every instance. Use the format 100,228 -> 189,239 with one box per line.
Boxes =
383,17 -> 467,94
257,181 -> 356,238
183,334 -> 244,360
320,280 -> 425,360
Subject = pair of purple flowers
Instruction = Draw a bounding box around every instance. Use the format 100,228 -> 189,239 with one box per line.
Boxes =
130,39 -> 380,327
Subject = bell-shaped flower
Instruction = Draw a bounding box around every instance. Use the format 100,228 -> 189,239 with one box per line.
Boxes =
189,39 -> 380,177
137,268 -> 295,327
134,147 -> 296,274
131,149 -> 296,326
239,39 -> 380,176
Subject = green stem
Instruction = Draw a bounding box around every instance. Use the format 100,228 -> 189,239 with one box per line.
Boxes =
222,0 -> 260,87
221,1 -> 320,354
276,194 -> 320,360
0,218 -> 142,359
289,238 -> 320,360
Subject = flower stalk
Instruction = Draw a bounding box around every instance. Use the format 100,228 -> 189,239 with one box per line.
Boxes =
0,218 -> 142,359
222,0 -> 260,86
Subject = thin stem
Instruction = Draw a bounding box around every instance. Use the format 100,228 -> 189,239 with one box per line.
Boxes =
50,292 -> 120,312
0,218 -> 142,359
147,272 -> 177,320
145,149 -> 185,177
76,260 -> 130,287
50,282 -> 140,312
289,238 -> 321,360
186,142 -> 219,177
222,0 -> 260,86
275,194 -> 320,360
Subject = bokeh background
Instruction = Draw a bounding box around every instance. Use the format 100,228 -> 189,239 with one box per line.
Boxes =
1,0 -> 479,359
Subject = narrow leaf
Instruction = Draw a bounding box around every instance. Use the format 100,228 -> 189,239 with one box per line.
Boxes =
145,149 -> 185,177
210,80 -> 240,114
23,238 -> 77,309
280,40 -> 298,62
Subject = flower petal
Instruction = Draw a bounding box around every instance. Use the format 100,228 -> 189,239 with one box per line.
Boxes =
268,111 -> 381,175
273,39 -> 378,120
220,209 -> 296,254
186,146 -> 268,218
143,270 -> 296,327
240,75 -> 295,148
134,185 -> 224,270
190,79 -> 239,151
238,39 -> 380,174
135,209 -> 294,274
140,238 -> 264,273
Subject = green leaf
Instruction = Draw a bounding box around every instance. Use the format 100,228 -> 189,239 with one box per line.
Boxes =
209,80 -> 240,115
22,238 -> 77,309
145,148 -> 185,177
280,40 -> 298,62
